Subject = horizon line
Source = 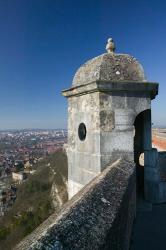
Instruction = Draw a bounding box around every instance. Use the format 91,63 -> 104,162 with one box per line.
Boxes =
0,128 -> 67,131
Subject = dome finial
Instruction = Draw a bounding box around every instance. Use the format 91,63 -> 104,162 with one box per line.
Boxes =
106,38 -> 116,54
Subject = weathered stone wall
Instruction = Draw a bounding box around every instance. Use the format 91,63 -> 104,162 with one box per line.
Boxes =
159,151 -> 166,180
65,80 -> 152,198
144,150 -> 166,203
67,92 -> 101,197
99,91 -> 151,168
15,158 -> 136,250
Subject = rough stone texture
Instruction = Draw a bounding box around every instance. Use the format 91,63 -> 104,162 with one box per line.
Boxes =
66,92 -> 101,198
63,80 -> 158,198
72,53 -> 146,86
15,158 -> 136,250
63,45 -> 160,202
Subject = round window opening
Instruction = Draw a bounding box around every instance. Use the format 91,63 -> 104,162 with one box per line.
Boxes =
78,123 -> 87,141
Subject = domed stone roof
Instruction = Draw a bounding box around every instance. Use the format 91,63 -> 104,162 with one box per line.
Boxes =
72,38 -> 146,87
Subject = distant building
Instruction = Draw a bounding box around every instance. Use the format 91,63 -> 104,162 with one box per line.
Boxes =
12,172 -> 27,182
24,160 -> 31,169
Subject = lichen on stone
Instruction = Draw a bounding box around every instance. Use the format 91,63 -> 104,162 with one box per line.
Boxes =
72,53 -> 146,86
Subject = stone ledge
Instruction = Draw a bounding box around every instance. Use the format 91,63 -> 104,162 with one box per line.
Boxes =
15,158 -> 136,250
62,81 -> 158,99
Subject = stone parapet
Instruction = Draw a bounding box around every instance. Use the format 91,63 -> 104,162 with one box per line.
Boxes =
15,158 -> 136,250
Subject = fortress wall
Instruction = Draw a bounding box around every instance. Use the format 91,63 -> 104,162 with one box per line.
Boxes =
15,158 -> 136,250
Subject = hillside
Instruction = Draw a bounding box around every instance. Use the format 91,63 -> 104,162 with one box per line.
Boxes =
0,150 -> 68,250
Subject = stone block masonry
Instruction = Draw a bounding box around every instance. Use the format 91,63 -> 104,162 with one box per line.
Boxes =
63,38 -> 158,199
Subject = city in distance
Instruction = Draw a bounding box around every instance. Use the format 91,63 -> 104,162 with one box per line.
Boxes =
0,128 -> 68,248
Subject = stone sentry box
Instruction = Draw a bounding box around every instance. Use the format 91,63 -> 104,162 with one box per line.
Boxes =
62,38 -> 158,199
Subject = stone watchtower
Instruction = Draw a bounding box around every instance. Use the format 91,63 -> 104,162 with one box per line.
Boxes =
63,38 -> 158,199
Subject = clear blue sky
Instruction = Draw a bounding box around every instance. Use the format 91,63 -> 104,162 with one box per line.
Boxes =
0,0 -> 165,129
